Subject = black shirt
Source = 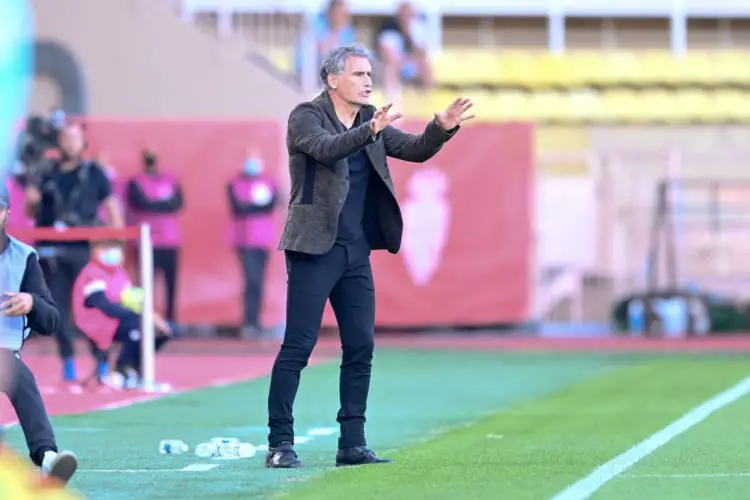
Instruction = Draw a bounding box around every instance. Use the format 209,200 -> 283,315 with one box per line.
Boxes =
335,116 -> 376,263
36,160 -> 112,246
336,148 -> 372,247
0,235 -> 60,338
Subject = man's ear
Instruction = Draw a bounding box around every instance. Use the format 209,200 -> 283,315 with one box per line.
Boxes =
328,74 -> 337,90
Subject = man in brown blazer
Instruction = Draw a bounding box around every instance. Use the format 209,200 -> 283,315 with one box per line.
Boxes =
265,45 -> 474,469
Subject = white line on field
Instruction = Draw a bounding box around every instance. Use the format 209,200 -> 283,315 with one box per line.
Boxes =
77,464 -> 220,473
625,472 -> 750,479
182,464 -> 220,472
551,376 -> 750,500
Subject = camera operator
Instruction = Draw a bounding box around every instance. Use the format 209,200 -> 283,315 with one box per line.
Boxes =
17,109 -> 67,178
25,122 -> 123,386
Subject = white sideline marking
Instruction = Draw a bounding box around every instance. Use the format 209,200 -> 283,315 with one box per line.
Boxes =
77,464 -> 220,473
625,472 -> 750,479
182,463 -> 220,472
485,433 -> 503,440
551,376 -> 750,500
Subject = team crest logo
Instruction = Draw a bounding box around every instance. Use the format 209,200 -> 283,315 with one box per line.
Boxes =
401,167 -> 451,286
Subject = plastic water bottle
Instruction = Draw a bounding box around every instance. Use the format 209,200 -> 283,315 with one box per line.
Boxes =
654,297 -> 688,338
194,441 -> 256,459
210,437 -> 239,446
217,442 -> 256,459
194,442 -> 218,458
159,440 -> 189,454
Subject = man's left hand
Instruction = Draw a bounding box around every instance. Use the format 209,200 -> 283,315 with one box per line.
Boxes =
2,292 -> 33,317
435,97 -> 475,131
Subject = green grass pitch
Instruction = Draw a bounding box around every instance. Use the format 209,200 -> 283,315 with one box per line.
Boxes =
4,348 -> 750,499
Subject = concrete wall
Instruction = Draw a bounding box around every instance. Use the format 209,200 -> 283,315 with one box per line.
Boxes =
30,0 -> 304,119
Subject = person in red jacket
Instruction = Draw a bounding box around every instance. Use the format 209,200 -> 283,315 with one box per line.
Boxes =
72,238 -> 175,389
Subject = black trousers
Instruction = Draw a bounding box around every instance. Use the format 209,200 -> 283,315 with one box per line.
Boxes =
3,352 -> 57,466
39,245 -> 90,359
267,244 -> 375,449
153,248 -> 179,322
236,248 -> 269,328
110,312 -> 171,374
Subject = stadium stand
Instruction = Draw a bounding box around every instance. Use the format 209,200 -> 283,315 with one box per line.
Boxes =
180,2 -> 750,125
170,0 -> 750,323
31,0 -> 303,118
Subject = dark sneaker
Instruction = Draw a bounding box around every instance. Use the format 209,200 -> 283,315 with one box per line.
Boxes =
335,446 -> 393,467
265,442 -> 303,468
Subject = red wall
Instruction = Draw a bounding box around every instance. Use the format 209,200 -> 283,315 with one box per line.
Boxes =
25,119 -> 534,327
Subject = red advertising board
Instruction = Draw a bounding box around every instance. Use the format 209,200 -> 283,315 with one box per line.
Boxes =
19,119 -> 533,328
322,122 -> 534,327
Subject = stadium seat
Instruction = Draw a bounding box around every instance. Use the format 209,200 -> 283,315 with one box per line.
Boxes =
401,89 -> 457,120
496,52 -> 533,88
714,90 -> 750,122
673,89 -> 714,123
529,90 -> 571,122
599,89 -> 642,123
711,51 -> 750,86
434,50 -> 502,87
535,54 -> 581,88
677,52 -> 717,87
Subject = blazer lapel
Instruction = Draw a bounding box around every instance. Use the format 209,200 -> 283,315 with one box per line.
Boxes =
317,92 -> 346,133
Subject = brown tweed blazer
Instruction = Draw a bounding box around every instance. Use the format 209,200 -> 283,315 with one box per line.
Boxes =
278,91 -> 458,255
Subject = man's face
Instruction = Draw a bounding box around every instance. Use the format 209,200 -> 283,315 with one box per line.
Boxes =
330,56 -> 372,106
59,125 -> 84,158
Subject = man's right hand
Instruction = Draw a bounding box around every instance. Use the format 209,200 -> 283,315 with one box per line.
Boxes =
369,103 -> 404,136
24,185 -> 41,205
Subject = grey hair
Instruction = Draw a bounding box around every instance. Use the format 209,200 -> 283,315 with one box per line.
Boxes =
320,45 -> 372,90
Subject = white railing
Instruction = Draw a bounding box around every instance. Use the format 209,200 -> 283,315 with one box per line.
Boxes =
178,0 -> 750,54
178,0 -> 750,17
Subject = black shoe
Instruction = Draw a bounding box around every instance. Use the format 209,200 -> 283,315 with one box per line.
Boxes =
265,442 -> 303,468
335,446 -> 393,467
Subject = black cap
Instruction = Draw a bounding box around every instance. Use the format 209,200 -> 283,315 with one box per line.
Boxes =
0,180 -> 9,209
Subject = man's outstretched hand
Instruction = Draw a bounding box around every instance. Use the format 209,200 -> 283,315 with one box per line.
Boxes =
369,103 -> 404,135
435,97 -> 475,131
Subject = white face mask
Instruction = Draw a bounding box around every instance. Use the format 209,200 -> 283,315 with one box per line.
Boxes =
99,248 -> 123,267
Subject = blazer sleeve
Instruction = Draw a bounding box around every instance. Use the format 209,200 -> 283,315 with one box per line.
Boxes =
20,253 -> 60,336
381,118 -> 459,163
287,103 -> 377,165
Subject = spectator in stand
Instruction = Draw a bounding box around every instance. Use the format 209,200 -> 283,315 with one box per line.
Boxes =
226,149 -> 278,338
25,122 -> 124,388
296,0 -> 356,80
374,1 -> 434,97
125,148 -> 184,323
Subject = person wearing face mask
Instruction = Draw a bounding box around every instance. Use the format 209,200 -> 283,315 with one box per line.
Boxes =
125,149 -> 184,323
25,122 -> 123,387
72,239 -> 175,389
126,149 -> 184,321
226,152 -> 278,338
0,181 -> 79,485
